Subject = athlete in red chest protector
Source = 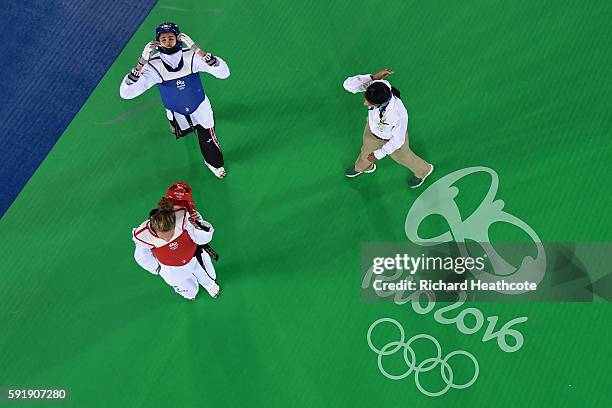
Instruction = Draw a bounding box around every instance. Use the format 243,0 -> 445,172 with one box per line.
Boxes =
132,195 -> 220,300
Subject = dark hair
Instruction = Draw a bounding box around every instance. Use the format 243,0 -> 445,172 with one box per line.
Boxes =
365,83 -> 401,105
391,86 -> 401,99
150,197 -> 176,232
365,82 -> 390,105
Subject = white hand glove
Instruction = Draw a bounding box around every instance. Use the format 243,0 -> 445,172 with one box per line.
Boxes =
139,41 -> 158,65
179,33 -> 198,50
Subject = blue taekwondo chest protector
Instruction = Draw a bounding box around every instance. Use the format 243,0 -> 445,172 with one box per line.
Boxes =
148,51 -> 207,115
158,72 -> 205,114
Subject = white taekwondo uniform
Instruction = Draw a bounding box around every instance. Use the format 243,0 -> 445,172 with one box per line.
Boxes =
132,206 -> 218,299
120,48 -> 230,132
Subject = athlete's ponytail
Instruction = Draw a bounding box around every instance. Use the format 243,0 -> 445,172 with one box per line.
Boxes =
150,197 -> 176,232
391,86 -> 401,99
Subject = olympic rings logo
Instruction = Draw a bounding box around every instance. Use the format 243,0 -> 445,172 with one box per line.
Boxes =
367,318 -> 479,397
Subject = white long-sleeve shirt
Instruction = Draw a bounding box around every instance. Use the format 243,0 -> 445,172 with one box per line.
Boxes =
132,212 -> 214,274
120,52 -> 230,99
119,50 -> 230,130
343,74 -> 409,159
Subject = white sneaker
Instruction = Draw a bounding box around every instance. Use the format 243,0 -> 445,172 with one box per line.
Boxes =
205,162 -> 227,179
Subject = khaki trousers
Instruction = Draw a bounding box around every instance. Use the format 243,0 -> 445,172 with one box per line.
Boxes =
354,122 -> 431,178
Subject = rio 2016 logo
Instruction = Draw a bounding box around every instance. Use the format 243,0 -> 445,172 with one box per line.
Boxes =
405,166 -> 546,292
368,167 -> 545,396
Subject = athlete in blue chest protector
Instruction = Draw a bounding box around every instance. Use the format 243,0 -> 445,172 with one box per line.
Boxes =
120,22 -> 230,179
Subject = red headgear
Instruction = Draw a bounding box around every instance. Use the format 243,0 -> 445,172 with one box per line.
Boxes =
165,182 -> 196,213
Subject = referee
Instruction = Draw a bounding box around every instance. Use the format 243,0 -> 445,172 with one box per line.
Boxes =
343,68 -> 433,188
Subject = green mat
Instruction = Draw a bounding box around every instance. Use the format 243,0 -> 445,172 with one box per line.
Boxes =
1,0 -> 611,406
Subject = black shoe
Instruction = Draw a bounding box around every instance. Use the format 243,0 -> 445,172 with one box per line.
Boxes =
409,164 -> 434,188
345,166 -> 361,178
345,163 -> 376,178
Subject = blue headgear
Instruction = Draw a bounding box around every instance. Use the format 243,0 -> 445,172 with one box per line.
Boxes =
155,22 -> 181,54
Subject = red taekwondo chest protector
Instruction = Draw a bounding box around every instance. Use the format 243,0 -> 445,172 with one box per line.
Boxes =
150,213 -> 197,266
